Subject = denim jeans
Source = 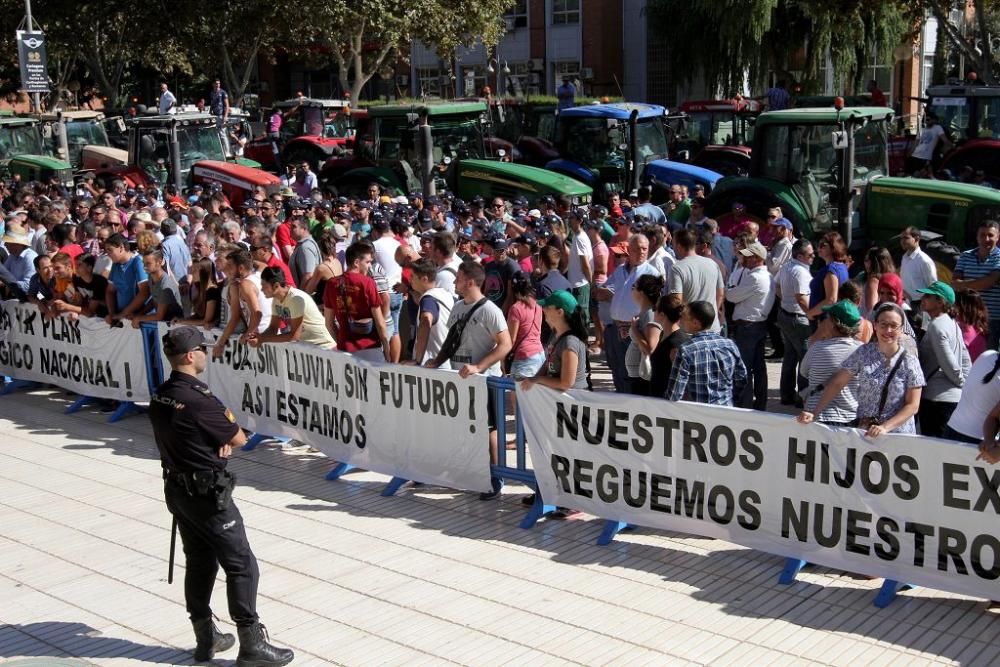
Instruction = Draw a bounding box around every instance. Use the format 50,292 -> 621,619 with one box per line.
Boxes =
604,322 -> 631,393
776,310 -> 811,403
732,321 -> 769,410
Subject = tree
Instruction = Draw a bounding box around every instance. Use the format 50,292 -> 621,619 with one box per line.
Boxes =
646,0 -> 915,96
917,0 -> 1000,83
298,0 -> 517,101
166,0 -> 297,103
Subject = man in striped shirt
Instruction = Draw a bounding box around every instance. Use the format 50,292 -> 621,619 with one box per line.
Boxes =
953,220 -> 1000,348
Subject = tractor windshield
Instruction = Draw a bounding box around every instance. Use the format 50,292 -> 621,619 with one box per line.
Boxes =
558,117 -> 627,169
176,126 -> 227,172
0,124 -> 43,159
634,118 -> 669,161
65,119 -> 110,165
927,97 -> 971,141
324,111 -> 351,138
760,121 -> 886,186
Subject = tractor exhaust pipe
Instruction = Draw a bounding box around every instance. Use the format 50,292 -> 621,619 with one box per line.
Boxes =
418,111 -> 436,197
628,109 -> 640,196
169,119 -> 183,193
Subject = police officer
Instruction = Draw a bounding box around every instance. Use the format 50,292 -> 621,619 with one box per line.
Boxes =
150,326 -> 293,666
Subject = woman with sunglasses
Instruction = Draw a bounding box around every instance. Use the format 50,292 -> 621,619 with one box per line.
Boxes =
798,302 -> 925,437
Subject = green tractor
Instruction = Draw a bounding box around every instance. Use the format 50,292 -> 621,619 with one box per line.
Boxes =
705,105 -> 1000,276
0,116 -> 74,187
323,101 -> 590,205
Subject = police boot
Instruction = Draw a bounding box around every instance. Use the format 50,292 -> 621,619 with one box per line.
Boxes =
236,622 -> 294,667
191,617 -> 235,661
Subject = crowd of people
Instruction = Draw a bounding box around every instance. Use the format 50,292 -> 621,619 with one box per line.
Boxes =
4,175 -> 1000,491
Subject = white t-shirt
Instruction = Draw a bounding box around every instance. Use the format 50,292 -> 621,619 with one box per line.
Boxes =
435,255 -> 462,297
947,351 -> 1000,439
912,124 -> 946,160
271,287 -> 336,349
900,247 -> 938,302
777,259 -> 812,315
447,298 -> 508,376
567,231 -> 593,287
372,236 -> 403,286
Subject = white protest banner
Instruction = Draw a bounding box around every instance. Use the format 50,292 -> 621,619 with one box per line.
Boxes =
156,324 -> 492,492
517,385 -> 1000,601
0,301 -> 149,401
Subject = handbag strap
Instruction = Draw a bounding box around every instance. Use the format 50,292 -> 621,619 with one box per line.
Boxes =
877,352 -> 907,417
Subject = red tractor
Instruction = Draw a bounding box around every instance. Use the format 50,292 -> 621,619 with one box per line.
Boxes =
671,99 -> 759,176
244,97 -> 354,172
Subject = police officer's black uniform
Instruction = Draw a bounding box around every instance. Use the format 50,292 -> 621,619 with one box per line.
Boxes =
150,326 -> 293,666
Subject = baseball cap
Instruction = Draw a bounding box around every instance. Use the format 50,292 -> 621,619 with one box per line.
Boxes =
162,326 -> 209,355
738,241 -> 768,259
769,216 -> 793,230
610,241 -> 630,256
513,233 -> 537,247
583,218 -> 603,230
483,234 -> 508,250
821,300 -> 861,327
917,280 -> 956,305
537,289 -> 579,313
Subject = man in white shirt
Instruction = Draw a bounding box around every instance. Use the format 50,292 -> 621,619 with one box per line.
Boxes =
899,226 -> 938,308
646,224 -> 674,279
596,233 -> 657,392
766,217 -> 794,276
775,239 -> 814,406
430,231 -> 462,298
566,209 -> 594,325
727,241 -> 775,410
908,113 -> 952,174
158,82 -> 176,115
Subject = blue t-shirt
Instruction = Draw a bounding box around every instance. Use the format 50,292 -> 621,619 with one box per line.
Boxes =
109,254 -> 149,311
808,261 -> 848,309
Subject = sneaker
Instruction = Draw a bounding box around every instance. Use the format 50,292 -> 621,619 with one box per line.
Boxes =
479,476 -> 504,500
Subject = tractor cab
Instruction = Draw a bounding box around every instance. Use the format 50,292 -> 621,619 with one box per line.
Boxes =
90,112 -> 279,207
245,97 -> 352,171
670,99 -> 759,176
327,101 -> 590,205
548,103 -> 672,197
924,83 -> 1000,142
36,110 -> 117,171
708,106 -> 892,239
0,116 -> 74,187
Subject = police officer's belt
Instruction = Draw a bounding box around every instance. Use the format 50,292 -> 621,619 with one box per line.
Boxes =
163,468 -> 233,495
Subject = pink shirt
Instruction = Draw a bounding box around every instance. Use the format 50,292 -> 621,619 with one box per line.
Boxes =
961,321 -> 987,362
269,112 -> 283,134
518,257 -> 533,273
508,299 -> 543,359
592,239 -> 609,285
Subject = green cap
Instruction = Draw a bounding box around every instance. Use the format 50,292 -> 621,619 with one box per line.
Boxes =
917,280 -> 956,305
821,299 -> 861,327
537,289 -> 578,313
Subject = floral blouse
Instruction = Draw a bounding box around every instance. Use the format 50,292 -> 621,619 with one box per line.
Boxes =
842,343 -> 926,433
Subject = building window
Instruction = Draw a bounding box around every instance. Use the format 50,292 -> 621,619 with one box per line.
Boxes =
505,0 -> 528,29
462,65 -> 489,97
552,0 -> 580,25
417,67 -> 442,97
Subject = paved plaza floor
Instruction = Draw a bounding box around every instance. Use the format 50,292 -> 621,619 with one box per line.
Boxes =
1,368 -> 999,666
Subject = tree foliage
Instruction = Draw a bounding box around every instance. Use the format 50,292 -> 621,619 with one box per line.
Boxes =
920,0 -> 1000,83
647,0 -> 917,95
297,0 -> 516,101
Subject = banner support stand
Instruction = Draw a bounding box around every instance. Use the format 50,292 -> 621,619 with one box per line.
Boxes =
381,477 -> 408,496
241,433 -> 288,452
778,557 -> 807,585
1,378 -> 40,395
519,492 -> 557,529
108,401 -> 143,423
65,396 -> 99,414
596,520 -> 633,546
325,462 -> 356,480
874,579 -> 914,608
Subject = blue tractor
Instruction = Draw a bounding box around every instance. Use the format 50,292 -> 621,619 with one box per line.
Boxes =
546,102 -> 722,204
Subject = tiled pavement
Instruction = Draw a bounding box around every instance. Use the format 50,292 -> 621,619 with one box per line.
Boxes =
1,360 -> 999,666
